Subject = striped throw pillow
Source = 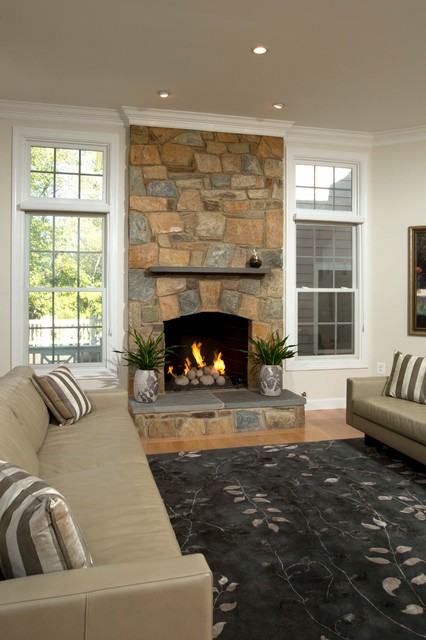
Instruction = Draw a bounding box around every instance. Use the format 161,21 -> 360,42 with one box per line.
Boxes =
384,351 -> 426,404
0,461 -> 93,579
32,365 -> 91,425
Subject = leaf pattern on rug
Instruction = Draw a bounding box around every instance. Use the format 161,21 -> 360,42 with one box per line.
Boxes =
149,439 -> 426,640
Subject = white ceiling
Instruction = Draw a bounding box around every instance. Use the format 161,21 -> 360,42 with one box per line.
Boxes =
1,0 -> 426,132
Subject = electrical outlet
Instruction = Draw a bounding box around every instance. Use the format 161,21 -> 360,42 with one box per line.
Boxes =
377,362 -> 386,375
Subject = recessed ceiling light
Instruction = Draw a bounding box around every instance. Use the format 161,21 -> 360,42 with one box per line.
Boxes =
252,45 -> 268,55
157,90 -> 170,98
272,102 -> 285,110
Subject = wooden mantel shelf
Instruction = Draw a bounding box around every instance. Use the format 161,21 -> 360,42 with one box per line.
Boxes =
147,266 -> 271,276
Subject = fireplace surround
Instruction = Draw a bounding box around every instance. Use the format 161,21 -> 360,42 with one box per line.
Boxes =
128,124 -> 284,393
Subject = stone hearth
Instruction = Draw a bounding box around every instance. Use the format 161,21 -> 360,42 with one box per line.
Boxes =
130,389 -> 305,439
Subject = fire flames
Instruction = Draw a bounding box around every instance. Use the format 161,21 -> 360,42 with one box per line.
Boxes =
168,340 -> 226,387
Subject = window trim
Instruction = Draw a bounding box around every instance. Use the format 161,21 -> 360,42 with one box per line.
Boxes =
285,146 -> 369,371
12,126 -> 123,380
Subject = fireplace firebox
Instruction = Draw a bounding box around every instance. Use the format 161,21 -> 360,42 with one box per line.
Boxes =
164,312 -> 248,391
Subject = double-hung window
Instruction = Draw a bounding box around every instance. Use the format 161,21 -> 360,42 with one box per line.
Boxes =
12,127 -> 122,378
286,147 -> 368,370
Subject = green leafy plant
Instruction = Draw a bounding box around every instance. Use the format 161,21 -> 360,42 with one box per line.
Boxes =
114,330 -> 174,373
243,331 -> 297,369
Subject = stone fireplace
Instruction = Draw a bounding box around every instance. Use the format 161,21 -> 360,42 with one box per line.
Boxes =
128,124 -> 284,393
127,125 -> 305,438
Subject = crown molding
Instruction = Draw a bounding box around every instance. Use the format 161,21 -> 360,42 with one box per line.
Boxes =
373,125 -> 426,147
121,106 -> 295,136
285,125 -> 373,148
0,99 -> 124,127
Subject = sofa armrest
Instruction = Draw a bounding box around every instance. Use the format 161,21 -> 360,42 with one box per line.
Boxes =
346,376 -> 387,425
0,554 -> 212,640
85,388 -> 129,412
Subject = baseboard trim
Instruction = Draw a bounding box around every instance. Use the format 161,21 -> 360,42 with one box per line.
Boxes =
305,397 -> 346,411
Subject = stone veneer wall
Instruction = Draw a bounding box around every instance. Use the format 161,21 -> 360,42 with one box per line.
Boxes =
128,125 -> 284,391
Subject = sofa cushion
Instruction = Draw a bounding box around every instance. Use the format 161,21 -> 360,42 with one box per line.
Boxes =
32,366 -> 92,425
0,462 -> 93,579
384,351 -> 426,404
0,404 -> 39,476
0,366 -> 49,453
353,395 -> 426,446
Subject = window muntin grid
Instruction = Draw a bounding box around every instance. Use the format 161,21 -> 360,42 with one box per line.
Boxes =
30,146 -> 104,200
296,163 -> 352,212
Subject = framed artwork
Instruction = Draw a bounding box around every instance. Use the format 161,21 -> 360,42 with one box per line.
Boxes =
408,226 -> 426,335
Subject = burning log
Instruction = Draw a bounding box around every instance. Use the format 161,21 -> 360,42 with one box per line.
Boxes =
168,340 -> 229,389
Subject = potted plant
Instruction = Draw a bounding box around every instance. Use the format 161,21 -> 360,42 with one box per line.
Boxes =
243,331 -> 297,396
114,330 -> 174,403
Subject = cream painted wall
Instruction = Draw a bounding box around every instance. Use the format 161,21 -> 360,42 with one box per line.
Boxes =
371,140 -> 426,373
0,116 -> 127,384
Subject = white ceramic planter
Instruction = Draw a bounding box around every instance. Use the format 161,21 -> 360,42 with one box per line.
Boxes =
259,365 -> 282,396
133,369 -> 159,403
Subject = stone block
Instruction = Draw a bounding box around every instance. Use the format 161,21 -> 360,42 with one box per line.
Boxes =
263,269 -> 283,298
177,417 -> 206,437
177,188 -> 203,212
206,414 -> 235,435
248,188 -> 271,199
147,180 -> 178,197
129,243 -> 159,269
128,301 -> 143,328
263,298 -> 283,320
261,249 -> 283,269
130,195 -> 168,213
222,154 -> 242,174
141,306 -> 160,323
195,153 -> 222,173
239,293 -> 260,320
216,132 -> 240,142
264,159 -> 283,177
129,166 -> 146,196
133,415 -> 148,438
265,408 -> 297,429
205,243 -> 233,267
230,175 -> 257,189
266,210 -> 283,249
150,128 -> 184,143
196,213 -> 226,239
239,278 -> 261,296
235,410 -> 263,432
206,142 -> 227,154
148,212 -> 183,234
130,145 -> 161,165
220,289 -> 241,315
224,218 -> 263,245
129,212 -> 150,244
223,200 -> 250,214
162,143 -> 194,167
128,269 -> 155,302
159,248 -> 190,266
211,173 -> 231,189
272,180 -> 283,200
175,178 -> 205,189
173,131 -> 204,146
156,277 -> 186,297
130,126 -> 149,145
148,418 -> 177,438
242,155 -> 262,175
142,165 -> 168,180
199,280 -> 222,311
179,289 -> 201,315
256,136 -> 284,159
159,294 -> 181,321
226,143 -> 250,154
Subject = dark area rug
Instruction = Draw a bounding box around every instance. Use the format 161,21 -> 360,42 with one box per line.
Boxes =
148,439 -> 426,639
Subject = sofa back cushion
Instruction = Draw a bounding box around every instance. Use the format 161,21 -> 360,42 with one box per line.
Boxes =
0,404 -> 39,475
0,366 -> 49,452
384,351 -> 426,404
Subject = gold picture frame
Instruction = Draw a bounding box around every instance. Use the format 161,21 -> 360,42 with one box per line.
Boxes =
408,226 -> 426,335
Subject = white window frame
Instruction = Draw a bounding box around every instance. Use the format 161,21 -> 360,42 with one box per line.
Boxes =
285,146 -> 369,371
12,126 -> 123,380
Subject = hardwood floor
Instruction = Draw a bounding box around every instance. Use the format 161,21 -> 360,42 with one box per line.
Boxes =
142,408 -> 362,454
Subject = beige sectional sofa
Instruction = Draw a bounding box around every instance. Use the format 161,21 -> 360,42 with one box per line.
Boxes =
346,375 -> 426,465
0,365 -> 212,640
